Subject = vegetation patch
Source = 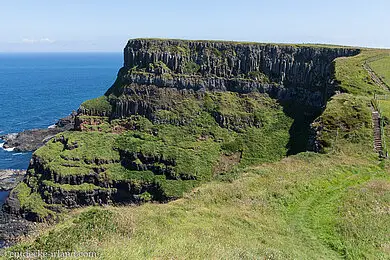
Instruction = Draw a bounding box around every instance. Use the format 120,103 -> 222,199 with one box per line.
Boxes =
248,71 -> 270,83
369,55 -> 390,87
334,49 -> 389,95
12,182 -> 55,221
80,96 -> 112,115
42,181 -> 109,192
148,61 -> 171,74
312,94 -> 372,152
377,99 -> 390,158
183,61 -> 200,74
9,208 -> 117,253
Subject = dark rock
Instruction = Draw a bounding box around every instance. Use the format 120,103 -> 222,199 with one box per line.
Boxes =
0,211 -> 34,247
101,39 -> 359,121
0,170 -> 25,191
2,190 -> 21,215
0,113 -> 75,152
0,129 -> 62,152
56,111 -> 77,129
0,189 -> 35,247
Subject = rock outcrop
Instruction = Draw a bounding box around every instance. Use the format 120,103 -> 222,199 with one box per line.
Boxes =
102,39 -> 359,116
0,211 -> 34,247
0,113 -> 76,152
122,40 -> 356,86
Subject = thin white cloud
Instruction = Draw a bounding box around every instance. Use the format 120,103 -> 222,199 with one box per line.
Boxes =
21,38 -> 56,44
22,38 -> 38,44
40,38 -> 55,43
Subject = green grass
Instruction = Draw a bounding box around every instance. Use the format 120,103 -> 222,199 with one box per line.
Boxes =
35,131 -> 120,171
335,49 -> 390,95
183,61 -> 200,74
131,38 -> 358,49
115,131 -> 221,181
8,151 -> 390,259
42,180 -> 109,192
8,208 -> 118,253
76,115 -> 111,132
80,96 -> 112,114
378,99 -> 390,117
12,182 -> 55,221
378,99 -> 390,157
312,94 -> 373,152
369,55 -> 390,87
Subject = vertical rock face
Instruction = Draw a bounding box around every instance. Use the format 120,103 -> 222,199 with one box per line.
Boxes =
124,39 -> 357,86
102,39 -> 359,117
120,39 -> 357,94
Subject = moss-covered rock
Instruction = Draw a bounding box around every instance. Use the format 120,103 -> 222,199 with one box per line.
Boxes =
79,96 -> 112,116
311,94 -> 373,152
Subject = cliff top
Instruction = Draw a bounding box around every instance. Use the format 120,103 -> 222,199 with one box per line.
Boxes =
128,38 -> 360,50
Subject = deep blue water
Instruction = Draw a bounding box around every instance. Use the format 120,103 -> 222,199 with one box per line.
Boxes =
0,191 -> 8,206
0,53 -> 122,169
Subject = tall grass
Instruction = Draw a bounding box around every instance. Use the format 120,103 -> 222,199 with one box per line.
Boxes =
7,150 -> 390,259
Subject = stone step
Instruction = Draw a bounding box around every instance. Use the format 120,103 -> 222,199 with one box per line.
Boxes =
372,109 -> 386,158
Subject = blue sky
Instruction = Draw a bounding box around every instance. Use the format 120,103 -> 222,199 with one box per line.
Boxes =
1,0 -> 389,52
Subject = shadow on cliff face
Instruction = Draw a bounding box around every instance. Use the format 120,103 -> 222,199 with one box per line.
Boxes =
281,102 -> 323,156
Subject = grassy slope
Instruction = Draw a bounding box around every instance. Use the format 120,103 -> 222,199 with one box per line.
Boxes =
372,53 -> 390,158
378,99 -> 390,159
8,152 -> 390,259
5,48 -> 390,259
369,55 -> 390,87
334,49 -> 390,95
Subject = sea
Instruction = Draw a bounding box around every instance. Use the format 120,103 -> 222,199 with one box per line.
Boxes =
0,52 -> 122,202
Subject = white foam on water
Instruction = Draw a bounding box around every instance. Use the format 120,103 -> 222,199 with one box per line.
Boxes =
48,124 -> 57,129
12,153 -> 24,156
0,142 -> 15,152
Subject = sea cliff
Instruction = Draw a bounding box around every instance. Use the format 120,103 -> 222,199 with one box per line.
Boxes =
4,39 -> 360,222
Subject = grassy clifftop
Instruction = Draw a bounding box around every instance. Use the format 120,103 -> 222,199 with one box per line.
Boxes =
131,38 -> 358,49
4,45 -> 390,259
334,49 -> 390,95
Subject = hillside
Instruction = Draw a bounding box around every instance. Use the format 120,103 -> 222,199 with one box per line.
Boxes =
3,40 -> 390,259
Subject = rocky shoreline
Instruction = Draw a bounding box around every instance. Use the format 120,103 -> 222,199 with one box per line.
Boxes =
0,113 -> 75,248
0,170 -> 25,191
0,112 -> 75,152
0,170 -> 30,248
